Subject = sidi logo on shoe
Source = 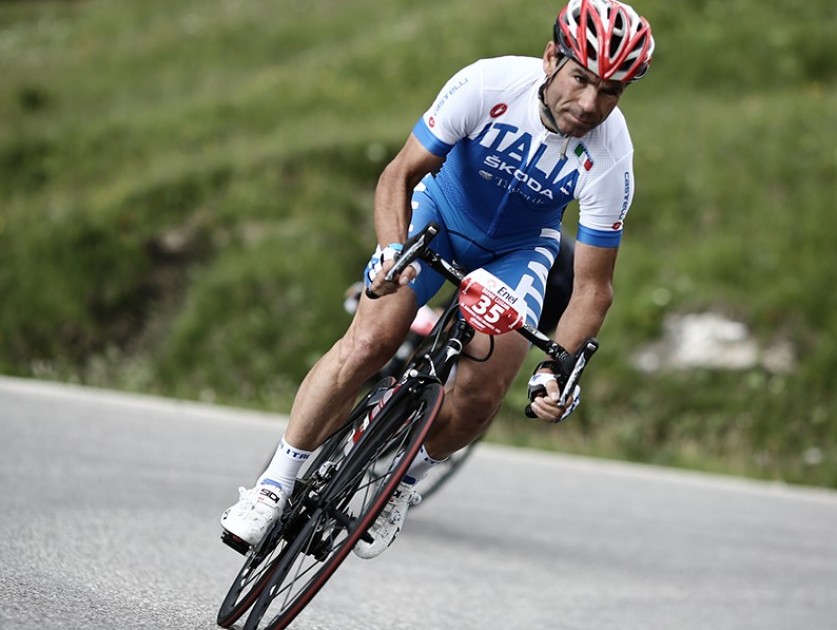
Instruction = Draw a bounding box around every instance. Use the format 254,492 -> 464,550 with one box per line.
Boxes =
259,488 -> 282,504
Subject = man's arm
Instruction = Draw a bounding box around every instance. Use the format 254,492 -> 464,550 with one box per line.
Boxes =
528,242 -> 617,421
368,133 -> 444,296
553,242 -> 617,351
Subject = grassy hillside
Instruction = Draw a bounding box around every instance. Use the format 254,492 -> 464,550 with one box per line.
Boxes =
1,0 -> 835,486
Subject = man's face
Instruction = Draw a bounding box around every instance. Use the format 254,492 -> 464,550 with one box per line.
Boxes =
541,44 -> 625,137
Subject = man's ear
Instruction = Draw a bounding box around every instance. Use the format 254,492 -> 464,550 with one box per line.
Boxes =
543,42 -> 565,74
542,41 -> 558,73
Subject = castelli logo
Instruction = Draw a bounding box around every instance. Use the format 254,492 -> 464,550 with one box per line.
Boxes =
428,116 -> 436,128
612,221 -> 623,230
490,103 -> 508,118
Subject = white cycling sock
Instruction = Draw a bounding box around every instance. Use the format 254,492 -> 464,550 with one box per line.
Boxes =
258,435 -> 312,497
403,445 -> 446,485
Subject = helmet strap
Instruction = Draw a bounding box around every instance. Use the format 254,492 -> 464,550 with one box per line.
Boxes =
538,56 -> 570,134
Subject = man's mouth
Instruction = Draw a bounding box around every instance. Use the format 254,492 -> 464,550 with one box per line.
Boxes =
566,110 -> 593,128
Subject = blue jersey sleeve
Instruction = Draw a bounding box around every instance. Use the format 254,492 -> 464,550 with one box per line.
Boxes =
576,224 -> 623,248
412,118 -> 455,158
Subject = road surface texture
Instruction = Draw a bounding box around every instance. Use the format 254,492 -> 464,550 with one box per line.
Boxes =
2,376 -> 835,630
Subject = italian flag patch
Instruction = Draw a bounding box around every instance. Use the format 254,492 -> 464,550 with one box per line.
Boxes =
574,143 -> 593,171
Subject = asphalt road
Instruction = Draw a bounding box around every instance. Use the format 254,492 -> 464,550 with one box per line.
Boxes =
1,376 -> 836,630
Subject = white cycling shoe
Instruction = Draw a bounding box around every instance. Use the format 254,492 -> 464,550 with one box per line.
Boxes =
354,481 -> 422,560
221,481 -> 287,547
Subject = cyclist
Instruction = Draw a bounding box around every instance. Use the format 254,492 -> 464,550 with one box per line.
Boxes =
222,0 -> 654,558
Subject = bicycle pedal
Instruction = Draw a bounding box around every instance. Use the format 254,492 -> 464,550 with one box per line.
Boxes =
220,530 -> 251,556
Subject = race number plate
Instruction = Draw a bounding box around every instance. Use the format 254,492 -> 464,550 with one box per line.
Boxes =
458,268 -> 525,335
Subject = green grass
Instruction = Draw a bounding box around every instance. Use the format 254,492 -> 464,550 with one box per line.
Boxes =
1,0 -> 835,487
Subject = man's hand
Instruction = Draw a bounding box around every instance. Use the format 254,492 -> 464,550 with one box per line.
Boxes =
528,377 -> 581,423
526,353 -> 581,423
365,243 -> 421,298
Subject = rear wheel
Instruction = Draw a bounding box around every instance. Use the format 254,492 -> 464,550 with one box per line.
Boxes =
242,381 -> 444,630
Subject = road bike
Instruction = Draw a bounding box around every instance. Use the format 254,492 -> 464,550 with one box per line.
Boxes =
217,222 -> 596,630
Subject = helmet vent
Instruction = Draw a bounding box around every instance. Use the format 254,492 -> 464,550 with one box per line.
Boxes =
610,13 -> 626,57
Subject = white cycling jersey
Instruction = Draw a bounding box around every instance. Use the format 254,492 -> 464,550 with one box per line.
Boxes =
412,55 -> 635,248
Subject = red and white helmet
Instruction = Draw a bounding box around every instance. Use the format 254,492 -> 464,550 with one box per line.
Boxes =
554,0 -> 655,83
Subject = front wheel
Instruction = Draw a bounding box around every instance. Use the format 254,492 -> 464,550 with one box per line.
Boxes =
216,377 -> 396,628
243,381 -> 444,630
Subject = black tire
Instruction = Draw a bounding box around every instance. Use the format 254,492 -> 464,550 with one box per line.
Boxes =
216,520 -> 291,629
242,381 -> 444,630
216,378 -> 397,628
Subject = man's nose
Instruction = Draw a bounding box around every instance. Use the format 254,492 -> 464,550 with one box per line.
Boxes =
578,86 -> 598,112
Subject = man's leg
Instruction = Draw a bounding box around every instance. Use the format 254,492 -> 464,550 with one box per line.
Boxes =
423,331 -> 530,460
222,288 -> 417,546
418,240 -> 555,458
353,329 -> 530,559
282,287 -> 418,452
